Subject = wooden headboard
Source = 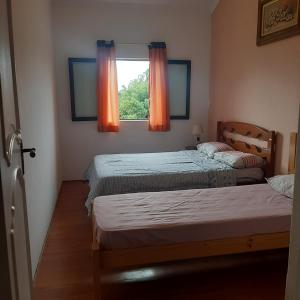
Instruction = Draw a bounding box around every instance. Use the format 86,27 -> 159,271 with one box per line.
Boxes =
217,121 -> 276,177
289,132 -> 297,174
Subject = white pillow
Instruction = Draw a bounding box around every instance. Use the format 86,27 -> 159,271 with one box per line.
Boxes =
214,151 -> 265,169
267,174 -> 295,199
197,142 -> 233,158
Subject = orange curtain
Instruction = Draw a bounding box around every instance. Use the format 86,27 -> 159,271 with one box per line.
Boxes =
97,40 -> 119,132
148,42 -> 170,132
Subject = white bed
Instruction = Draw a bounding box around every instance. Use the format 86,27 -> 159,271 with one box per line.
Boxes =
93,184 -> 291,251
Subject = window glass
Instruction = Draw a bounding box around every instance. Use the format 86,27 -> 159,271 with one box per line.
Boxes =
117,60 -> 149,120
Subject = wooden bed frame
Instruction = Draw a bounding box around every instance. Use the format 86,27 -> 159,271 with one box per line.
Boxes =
217,121 -> 276,177
92,124 -> 293,300
289,132 -> 297,174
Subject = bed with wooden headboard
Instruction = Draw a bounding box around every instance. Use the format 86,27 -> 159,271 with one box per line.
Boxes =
289,132 -> 297,174
91,130 -> 296,300
217,121 -> 276,177
85,121 -> 277,212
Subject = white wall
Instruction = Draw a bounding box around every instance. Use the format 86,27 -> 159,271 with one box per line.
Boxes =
52,0 -> 212,180
11,0 -> 61,274
209,0 -> 300,174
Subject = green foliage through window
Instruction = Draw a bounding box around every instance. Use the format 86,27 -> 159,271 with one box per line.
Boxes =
119,69 -> 149,120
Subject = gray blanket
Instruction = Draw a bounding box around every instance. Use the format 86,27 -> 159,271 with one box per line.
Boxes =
85,151 -> 237,211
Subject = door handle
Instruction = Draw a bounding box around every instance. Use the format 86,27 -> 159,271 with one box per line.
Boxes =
5,127 -> 22,166
22,148 -> 36,158
5,126 -> 36,174
21,146 -> 36,174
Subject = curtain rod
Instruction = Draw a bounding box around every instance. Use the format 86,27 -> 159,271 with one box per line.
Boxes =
98,41 -> 166,46
116,42 -> 149,46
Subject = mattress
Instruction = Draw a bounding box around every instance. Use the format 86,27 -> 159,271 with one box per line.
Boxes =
93,184 -> 292,250
86,151 -> 263,211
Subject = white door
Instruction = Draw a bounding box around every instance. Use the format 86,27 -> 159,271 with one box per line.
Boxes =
0,0 -> 34,299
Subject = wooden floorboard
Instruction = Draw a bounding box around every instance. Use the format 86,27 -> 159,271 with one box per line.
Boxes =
33,181 -> 288,300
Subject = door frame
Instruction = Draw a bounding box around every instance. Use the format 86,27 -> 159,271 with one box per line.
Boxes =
285,109 -> 300,300
0,179 -> 13,300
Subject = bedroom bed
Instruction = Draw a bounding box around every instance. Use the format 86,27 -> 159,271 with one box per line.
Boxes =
91,133 -> 296,300
92,185 -> 292,300
85,121 -> 276,211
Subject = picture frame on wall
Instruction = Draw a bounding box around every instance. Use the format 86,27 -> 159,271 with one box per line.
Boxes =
257,0 -> 300,46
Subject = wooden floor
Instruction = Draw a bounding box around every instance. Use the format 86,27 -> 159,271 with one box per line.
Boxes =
34,181 -> 289,300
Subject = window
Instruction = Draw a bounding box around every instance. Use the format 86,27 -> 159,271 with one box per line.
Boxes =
117,60 -> 149,120
69,58 -> 191,122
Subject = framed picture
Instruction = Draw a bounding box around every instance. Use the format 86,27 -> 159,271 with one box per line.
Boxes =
257,0 -> 300,46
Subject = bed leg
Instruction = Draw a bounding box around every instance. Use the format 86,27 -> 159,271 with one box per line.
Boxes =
93,249 -> 102,300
